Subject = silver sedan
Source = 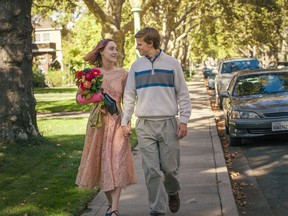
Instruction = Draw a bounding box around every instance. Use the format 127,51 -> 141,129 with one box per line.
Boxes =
220,69 -> 288,146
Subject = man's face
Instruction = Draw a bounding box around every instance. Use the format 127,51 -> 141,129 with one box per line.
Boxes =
136,37 -> 151,56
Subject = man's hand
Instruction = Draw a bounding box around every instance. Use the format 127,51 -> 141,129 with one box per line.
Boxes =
177,123 -> 188,139
122,125 -> 132,137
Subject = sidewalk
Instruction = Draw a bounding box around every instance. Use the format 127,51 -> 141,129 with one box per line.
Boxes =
81,72 -> 239,216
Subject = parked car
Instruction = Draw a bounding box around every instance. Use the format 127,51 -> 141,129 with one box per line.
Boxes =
277,62 -> 288,69
215,58 -> 262,109
207,71 -> 217,89
202,67 -> 213,78
220,69 -> 288,146
268,61 -> 288,69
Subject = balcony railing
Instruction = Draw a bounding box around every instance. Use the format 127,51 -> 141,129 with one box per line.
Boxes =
32,42 -> 56,53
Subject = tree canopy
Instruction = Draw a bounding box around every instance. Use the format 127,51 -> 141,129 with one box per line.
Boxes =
32,0 -> 288,69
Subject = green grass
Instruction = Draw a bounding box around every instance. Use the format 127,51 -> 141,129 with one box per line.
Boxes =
0,87 -> 138,216
0,118 -> 97,216
34,86 -> 91,113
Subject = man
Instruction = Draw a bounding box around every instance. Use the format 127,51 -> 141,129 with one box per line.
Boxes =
121,27 -> 191,216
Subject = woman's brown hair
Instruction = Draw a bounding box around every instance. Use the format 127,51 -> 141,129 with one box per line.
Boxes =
83,38 -> 114,67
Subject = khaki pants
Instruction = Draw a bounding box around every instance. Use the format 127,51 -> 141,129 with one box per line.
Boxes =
136,117 -> 181,213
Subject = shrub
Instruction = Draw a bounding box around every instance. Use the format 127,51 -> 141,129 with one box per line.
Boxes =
45,69 -> 75,87
32,65 -> 47,87
183,69 -> 195,81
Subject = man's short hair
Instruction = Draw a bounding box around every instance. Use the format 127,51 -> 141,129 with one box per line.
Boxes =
135,27 -> 161,49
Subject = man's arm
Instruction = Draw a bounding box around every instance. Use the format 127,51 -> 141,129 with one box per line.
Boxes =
174,61 -> 192,124
121,68 -> 137,126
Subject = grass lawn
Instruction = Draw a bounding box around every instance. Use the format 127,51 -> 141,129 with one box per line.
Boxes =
0,87 -> 137,216
34,86 -> 91,113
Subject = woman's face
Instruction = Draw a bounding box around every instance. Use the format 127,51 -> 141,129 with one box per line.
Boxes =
101,41 -> 118,63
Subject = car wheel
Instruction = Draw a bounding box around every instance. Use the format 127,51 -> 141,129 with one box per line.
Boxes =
229,136 -> 242,146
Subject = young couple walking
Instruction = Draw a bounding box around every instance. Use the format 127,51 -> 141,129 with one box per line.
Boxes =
75,27 -> 192,216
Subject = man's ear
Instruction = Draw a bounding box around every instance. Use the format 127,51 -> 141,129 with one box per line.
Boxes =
147,41 -> 153,47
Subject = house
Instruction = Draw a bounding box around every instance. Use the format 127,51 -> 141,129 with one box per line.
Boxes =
32,16 -> 63,74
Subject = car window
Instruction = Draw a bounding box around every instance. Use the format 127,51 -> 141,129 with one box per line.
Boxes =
227,76 -> 238,93
221,59 -> 261,74
232,72 -> 288,96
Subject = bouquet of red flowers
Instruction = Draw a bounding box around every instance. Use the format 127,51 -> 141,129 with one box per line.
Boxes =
75,68 -> 103,99
75,68 -> 105,127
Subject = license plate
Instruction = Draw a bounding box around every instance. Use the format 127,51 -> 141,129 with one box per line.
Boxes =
272,121 -> 288,131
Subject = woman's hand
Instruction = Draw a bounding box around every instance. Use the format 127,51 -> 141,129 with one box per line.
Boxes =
122,125 -> 132,137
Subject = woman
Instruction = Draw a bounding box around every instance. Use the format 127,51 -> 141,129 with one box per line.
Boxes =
75,39 -> 136,216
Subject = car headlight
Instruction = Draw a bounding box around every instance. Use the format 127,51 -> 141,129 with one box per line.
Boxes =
231,111 -> 260,119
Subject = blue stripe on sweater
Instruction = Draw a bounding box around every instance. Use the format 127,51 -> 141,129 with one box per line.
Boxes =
136,83 -> 174,89
135,70 -> 151,76
154,69 -> 173,74
135,69 -> 173,76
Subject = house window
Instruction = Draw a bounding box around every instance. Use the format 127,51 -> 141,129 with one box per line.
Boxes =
35,33 -> 40,42
43,33 -> 50,41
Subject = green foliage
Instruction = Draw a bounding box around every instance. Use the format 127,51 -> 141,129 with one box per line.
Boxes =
212,0 -> 283,60
44,70 -> 74,87
45,70 -> 63,87
61,8 -> 102,71
123,31 -> 136,69
0,118 -> 97,216
34,86 -> 91,113
32,0 -> 288,70
32,0 -> 80,26
32,65 -> 47,87
183,69 -> 195,81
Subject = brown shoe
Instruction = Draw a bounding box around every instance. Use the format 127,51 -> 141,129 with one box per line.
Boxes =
150,213 -> 165,216
168,192 -> 180,213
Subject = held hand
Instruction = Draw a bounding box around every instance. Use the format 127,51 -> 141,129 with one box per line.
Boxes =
122,125 -> 132,137
177,123 -> 188,139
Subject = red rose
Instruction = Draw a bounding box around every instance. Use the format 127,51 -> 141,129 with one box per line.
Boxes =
75,70 -> 83,79
83,80 -> 91,89
80,83 -> 85,91
85,72 -> 93,81
91,68 -> 101,77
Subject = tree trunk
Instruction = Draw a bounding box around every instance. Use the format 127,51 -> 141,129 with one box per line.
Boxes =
101,24 -> 126,68
0,0 -> 40,143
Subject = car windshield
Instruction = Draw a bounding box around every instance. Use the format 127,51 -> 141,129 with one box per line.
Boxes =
221,59 -> 261,74
232,72 -> 288,96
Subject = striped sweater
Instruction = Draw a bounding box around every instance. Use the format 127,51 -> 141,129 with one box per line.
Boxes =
121,51 -> 192,125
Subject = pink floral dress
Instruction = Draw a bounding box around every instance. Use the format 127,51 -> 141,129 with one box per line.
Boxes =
76,68 -> 136,191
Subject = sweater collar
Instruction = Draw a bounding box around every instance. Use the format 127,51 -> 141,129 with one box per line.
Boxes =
146,49 -> 162,63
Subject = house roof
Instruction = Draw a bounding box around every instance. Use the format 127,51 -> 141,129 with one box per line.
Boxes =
32,16 -> 62,30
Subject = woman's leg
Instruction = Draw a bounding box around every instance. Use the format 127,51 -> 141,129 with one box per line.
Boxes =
104,191 -> 112,212
110,187 -> 122,211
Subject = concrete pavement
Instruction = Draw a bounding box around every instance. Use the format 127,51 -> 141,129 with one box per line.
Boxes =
81,72 -> 239,216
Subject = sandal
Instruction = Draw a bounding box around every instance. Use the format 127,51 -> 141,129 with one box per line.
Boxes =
105,205 -> 111,216
109,210 -> 119,216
